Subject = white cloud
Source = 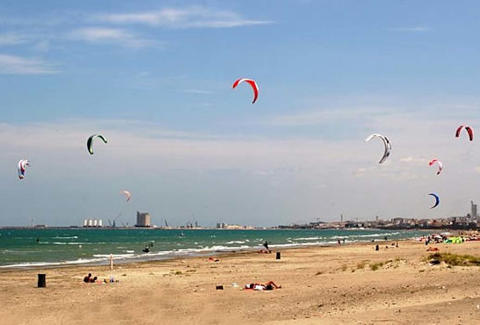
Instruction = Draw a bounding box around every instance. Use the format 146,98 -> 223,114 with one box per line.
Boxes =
0,54 -> 57,74
94,7 -> 272,29
0,32 -> 54,52
0,119 -> 356,173
69,27 -> 158,48
0,33 -> 27,46
399,156 -> 427,164
268,107 -> 385,126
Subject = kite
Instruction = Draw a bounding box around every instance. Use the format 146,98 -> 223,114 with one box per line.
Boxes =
428,193 -> 440,209
17,160 -> 30,180
365,134 -> 392,164
428,159 -> 443,175
87,134 -> 108,155
232,78 -> 259,104
121,190 -> 131,202
455,125 -> 473,141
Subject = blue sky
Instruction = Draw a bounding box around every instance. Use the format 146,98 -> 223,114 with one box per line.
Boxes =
2,1 -> 480,226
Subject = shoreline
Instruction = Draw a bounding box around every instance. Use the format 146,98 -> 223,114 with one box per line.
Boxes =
3,238 -> 405,274
0,235 -> 439,274
0,231 -> 427,270
0,238 -> 388,273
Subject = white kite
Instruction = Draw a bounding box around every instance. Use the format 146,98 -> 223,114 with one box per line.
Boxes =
365,134 -> 391,164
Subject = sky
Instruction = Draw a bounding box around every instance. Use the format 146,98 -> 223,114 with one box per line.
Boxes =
2,0 -> 480,227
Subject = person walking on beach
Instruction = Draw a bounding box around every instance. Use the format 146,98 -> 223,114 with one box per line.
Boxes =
263,241 -> 269,250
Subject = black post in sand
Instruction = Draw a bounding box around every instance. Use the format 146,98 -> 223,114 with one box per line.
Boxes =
276,252 -> 281,260
37,274 -> 46,288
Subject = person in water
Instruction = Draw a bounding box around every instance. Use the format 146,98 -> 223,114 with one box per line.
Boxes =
244,281 -> 281,291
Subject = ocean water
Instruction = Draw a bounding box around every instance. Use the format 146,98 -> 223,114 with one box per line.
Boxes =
0,228 -> 428,268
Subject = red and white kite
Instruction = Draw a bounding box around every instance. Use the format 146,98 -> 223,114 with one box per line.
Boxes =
232,78 -> 259,104
121,190 -> 131,202
428,159 -> 443,175
455,125 -> 473,141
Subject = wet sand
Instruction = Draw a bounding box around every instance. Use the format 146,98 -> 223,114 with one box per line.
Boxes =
2,240 -> 480,324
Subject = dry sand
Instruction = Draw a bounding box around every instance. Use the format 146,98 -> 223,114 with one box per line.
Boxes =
2,240 -> 480,324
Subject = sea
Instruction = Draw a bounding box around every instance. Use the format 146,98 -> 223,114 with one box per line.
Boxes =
0,228 -> 429,269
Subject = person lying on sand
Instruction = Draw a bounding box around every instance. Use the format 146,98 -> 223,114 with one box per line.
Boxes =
244,281 -> 281,291
89,276 -> 98,283
257,249 -> 271,254
208,257 -> 220,262
83,273 -> 92,283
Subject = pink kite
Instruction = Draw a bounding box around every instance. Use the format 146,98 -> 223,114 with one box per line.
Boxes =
121,190 -> 131,202
428,159 -> 443,175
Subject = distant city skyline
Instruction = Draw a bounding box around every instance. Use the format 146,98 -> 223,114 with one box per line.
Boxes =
2,1 -> 480,226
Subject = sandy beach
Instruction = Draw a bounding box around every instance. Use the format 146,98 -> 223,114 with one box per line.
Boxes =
2,239 -> 480,324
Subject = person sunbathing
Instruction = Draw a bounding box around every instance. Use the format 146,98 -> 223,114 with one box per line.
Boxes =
244,281 -> 281,291
208,257 -> 220,262
83,273 -> 92,283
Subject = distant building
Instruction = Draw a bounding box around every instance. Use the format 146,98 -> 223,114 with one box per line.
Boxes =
136,211 -> 151,227
471,201 -> 478,218
215,222 -> 252,229
83,219 -> 103,228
